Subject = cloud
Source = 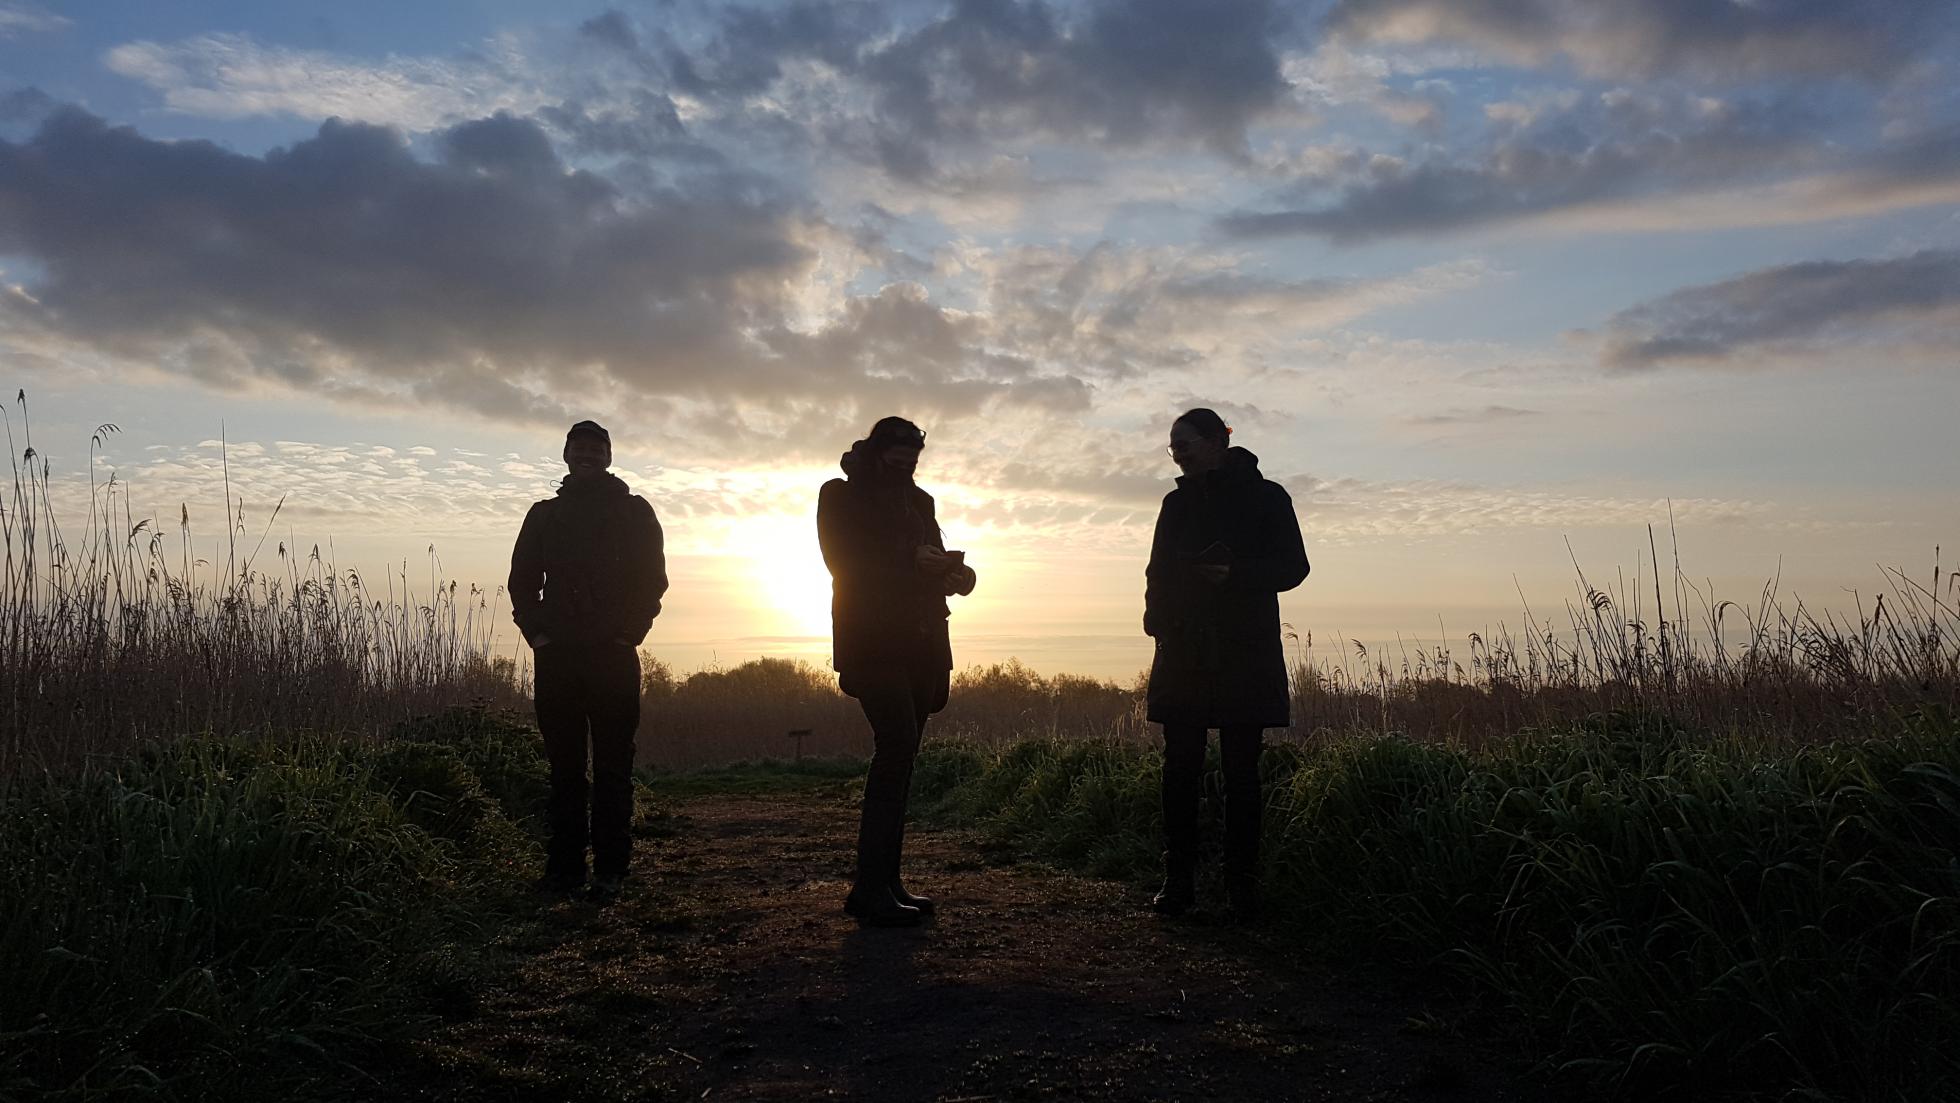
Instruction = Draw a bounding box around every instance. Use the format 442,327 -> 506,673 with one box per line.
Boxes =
0,107 -> 814,425
643,0 -> 1294,179
102,33 -> 543,129
0,3 -> 67,38
1283,473 -> 1774,539
1221,93 -> 1960,240
0,86 -> 55,125
961,243 -> 1488,381
1408,404 -> 1539,425
1323,0 -> 1955,81
12,105 -> 1445,444
1597,249 -> 1960,370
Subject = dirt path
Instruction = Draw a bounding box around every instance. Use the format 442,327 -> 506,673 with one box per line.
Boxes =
383,792 -> 1551,1102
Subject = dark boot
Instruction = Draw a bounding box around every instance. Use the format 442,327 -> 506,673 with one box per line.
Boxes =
890,877 -> 935,916
845,798 -> 922,928
1151,850 -> 1196,915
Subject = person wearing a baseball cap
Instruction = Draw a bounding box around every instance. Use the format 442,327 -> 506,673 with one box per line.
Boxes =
819,416 -> 977,927
509,419 -> 668,904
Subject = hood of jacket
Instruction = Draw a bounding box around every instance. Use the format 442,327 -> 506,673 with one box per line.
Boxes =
839,440 -> 917,490
1176,446 -> 1262,491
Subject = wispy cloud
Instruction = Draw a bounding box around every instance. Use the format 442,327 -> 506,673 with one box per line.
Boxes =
1323,0 -> 1956,81
1221,89 -> 1845,242
0,2 -> 68,38
102,33 -> 543,129
1408,404 -> 1540,426
1597,249 -> 1960,370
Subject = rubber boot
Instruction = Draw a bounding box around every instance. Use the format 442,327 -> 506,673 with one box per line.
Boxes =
844,798 -> 922,928
1151,850 -> 1197,915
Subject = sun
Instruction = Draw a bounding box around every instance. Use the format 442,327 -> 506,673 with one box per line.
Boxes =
743,513 -> 835,639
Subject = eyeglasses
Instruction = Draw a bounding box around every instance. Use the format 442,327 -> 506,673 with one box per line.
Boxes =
1166,440 -> 1201,458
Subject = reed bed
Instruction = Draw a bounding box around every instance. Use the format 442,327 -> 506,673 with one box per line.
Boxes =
0,405 -> 523,774
1287,541 -> 1959,744
637,547 -> 1957,765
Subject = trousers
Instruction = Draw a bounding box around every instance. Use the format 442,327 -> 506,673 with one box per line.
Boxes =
846,663 -> 948,883
1160,724 -> 1264,879
534,641 -> 642,879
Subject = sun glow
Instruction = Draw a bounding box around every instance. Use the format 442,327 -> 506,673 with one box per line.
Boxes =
742,512 -> 835,639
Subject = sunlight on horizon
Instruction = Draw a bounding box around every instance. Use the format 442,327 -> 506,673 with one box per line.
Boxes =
740,511 -> 834,639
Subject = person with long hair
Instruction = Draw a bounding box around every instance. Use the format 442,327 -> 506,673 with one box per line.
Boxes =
818,416 -> 977,927
1144,408 -> 1309,919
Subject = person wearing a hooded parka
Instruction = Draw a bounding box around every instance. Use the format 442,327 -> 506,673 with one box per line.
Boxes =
1144,408 -> 1309,918
509,420 -> 668,904
818,417 -> 977,927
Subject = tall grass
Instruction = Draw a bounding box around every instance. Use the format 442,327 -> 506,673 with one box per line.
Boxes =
0,706 -> 550,1099
633,548 -> 1957,767
0,400 -> 523,773
907,712 -> 1960,1100
1288,539 -> 1959,744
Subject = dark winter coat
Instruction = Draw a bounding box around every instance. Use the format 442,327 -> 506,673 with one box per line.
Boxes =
1144,447 -> 1309,729
508,473 -> 668,648
817,461 -> 955,691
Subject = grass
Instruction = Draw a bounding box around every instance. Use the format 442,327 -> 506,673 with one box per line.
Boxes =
0,706 -> 551,1100
1,397 -> 524,774
906,710 -> 1960,1101
636,754 -> 868,797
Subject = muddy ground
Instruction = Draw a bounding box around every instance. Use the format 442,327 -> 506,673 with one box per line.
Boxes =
373,789 -> 1554,1102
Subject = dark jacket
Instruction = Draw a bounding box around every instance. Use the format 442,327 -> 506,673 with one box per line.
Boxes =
508,473 -> 668,648
1144,447 -> 1309,728
817,462 -> 954,682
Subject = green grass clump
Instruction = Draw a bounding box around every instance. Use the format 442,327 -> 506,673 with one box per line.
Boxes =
637,755 -> 868,797
912,712 -> 1960,1100
0,707 -> 548,1099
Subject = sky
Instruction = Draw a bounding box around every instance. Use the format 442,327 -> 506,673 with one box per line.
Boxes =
2,0 -> 1956,679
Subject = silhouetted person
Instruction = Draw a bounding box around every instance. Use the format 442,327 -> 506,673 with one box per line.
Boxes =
819,417 -> 977,927
1144,408 -> 1309,919
509,420 -> 668,904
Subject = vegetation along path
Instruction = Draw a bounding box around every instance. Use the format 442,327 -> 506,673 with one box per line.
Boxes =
381,786 -> 1549,1102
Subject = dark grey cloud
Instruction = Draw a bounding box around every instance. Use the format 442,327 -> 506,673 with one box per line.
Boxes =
578,10 -> 640,53
666,1 -> 882,97
1325,0 -> 1954,81
536,94 -> 699,160
1598,249 -> 1960,370
631,0 -> 1290,180
0,86 -> 54,123
862,0 -> 1291,172
1221,91 -> 1827,242
0,106 -> 1084,434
